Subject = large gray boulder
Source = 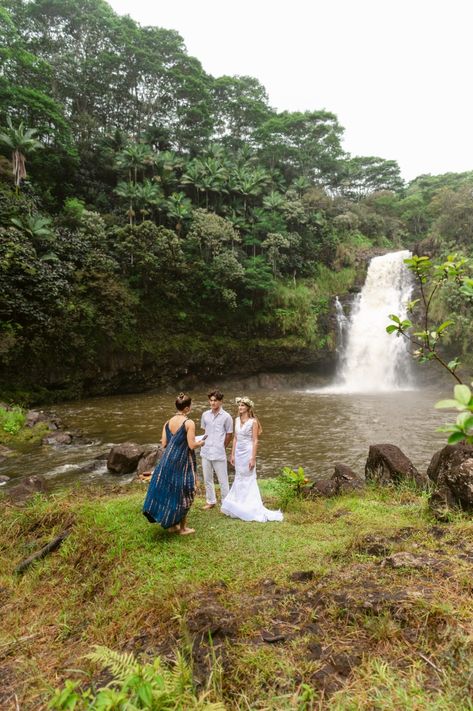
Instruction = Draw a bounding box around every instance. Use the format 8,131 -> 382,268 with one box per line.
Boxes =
107,442 -> 156,475
365,444 -> 428,488
427,444 -> 473,518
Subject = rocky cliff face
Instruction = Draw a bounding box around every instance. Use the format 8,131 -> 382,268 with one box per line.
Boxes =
1,334 -> 337,403
81,336 -> 336,396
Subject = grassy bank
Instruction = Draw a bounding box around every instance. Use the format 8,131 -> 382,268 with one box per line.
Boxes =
1,483 -> 473,709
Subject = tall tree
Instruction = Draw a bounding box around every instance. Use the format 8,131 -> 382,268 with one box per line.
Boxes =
211,75 -> 273,151
0,117 -> 43,190
340,156 -> 404,198
254,110 -> 346,188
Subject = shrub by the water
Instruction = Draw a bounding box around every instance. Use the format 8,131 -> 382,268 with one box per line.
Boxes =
0,405 -> 25,434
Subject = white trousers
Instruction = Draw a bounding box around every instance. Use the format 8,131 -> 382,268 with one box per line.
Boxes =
201,458 -> 229,504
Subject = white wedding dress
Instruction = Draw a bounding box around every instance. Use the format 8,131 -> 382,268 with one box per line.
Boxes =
221,417 -> 283,522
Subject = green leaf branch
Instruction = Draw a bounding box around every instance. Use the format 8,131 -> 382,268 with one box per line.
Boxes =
435,384 -> 473,445
386,254 -> 473,446
386,254 -> 472,384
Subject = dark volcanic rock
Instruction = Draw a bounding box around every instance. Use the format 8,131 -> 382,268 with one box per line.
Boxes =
107,443 -> 156,475
307,463 -> 364,498
365,444 -> 428,488
136,446 -> 163,475
332,463 -> 365,493
308,478 -> 338,498
427,443 -> 473,518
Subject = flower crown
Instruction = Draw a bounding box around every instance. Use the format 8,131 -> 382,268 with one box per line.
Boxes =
235,396 -> 254,408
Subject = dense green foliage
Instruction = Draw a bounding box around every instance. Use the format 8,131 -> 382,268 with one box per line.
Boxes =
1,0 -> 472,400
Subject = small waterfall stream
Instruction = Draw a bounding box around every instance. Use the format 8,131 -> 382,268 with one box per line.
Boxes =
330,250 -> 414,392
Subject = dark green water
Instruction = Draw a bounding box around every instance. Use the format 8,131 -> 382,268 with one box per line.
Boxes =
0,384 -> 448,491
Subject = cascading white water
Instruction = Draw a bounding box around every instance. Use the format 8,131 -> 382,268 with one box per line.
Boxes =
330,250 -> 414,393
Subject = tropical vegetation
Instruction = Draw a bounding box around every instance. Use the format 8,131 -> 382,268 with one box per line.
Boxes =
1,0 -> 473,403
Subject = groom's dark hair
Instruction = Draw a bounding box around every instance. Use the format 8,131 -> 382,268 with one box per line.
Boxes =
208,389 -> 223,401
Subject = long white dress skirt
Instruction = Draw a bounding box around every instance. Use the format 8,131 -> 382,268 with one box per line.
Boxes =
221,417 -> 283,523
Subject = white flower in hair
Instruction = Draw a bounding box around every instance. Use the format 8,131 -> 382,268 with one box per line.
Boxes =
235,396 -> 254,408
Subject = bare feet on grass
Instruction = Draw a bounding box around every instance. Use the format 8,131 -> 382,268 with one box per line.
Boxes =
178,527 -> 195,535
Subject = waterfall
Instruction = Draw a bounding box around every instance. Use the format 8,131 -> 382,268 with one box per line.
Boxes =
334,296 -> 349,357
329,250 -> 414,393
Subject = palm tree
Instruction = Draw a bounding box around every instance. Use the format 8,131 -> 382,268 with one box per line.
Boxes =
230,166 -> 270,215
135,180 -> 165,222
0,118 -> 43,192
262,191 -> 285,210
292,175 -> 312,197
114,181 -> 140,226
115,143 -> 154,185
166,192 -> 193,234
203,143 -> 227,161
180,160 -> 204,205
154,151 -> 182,195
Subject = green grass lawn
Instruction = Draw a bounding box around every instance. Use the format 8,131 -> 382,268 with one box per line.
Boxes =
1,482 -> 473,709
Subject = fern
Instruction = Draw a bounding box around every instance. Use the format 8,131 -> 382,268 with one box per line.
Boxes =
49,646 -> 226,710
86,645 -> 138,682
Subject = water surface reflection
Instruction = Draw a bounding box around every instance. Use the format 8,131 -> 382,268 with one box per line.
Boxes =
0,387 -> 448,490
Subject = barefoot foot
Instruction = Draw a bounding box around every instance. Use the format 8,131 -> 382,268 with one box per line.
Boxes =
178,527 -> 195,536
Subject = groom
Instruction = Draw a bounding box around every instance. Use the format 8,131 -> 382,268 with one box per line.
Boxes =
200,389 -> 233,509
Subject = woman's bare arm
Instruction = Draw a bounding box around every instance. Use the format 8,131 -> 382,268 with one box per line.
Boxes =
230,420 -> 237,464
186,420 -> 206,450
161,423 -> 167,448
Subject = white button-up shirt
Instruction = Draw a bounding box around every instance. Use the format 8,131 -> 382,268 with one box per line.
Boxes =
200,408 -> 233,461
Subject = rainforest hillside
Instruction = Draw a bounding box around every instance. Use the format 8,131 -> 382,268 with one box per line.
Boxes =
1,0 -> 473,402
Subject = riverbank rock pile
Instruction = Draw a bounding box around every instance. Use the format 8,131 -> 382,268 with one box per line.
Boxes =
15,407 -> 91,446
427,443 -> 473,520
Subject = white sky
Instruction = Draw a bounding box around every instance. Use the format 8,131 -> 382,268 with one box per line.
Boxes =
107,0 -> 473,182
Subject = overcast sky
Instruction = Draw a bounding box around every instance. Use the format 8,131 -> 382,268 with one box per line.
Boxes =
107,0 -> 473,182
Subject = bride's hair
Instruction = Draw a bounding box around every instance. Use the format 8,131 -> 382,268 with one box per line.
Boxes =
236,395 -> 262,434
247,406 -> 262,435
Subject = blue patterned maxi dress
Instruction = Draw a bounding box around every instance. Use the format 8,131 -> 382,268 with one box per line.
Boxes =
143,420 -> 196,528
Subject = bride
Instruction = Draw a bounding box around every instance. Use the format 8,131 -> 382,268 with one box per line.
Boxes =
221,396 -> 283,523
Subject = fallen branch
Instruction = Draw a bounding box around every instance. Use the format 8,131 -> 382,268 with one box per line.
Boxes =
418,652 -> 443,674
14,529 -> 70,575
